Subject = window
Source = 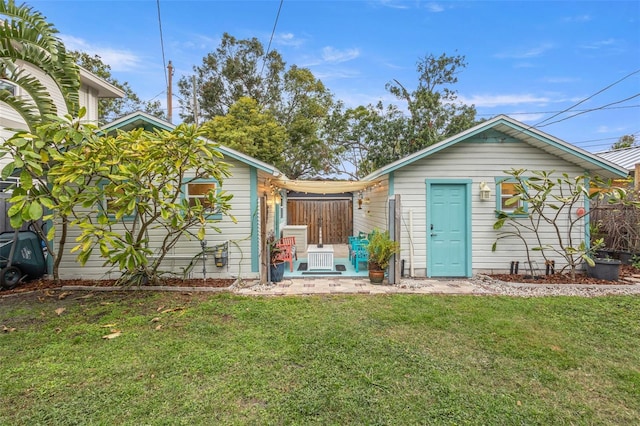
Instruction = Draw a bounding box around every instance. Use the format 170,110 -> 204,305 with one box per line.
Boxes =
0,80 -> 16,96
185,180 -> 220,218
99,182 -> 136,221
495,178 -> 528,216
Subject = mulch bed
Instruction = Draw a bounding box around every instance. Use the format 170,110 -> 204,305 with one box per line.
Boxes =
489,264 -> 640,285
1,277 -> 236,296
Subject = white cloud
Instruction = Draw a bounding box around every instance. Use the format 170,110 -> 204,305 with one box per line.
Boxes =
495,43 -> 554,59
378,0 -> 446,12
321,46 -> 360,63
503,112 -> 546,123
595,125 -> 628,134
60,34 -> 143,72
425,3 -> 445,13
542,76 -> 580,84
458,94 -> 551,108
377,0 -> 410,10
176,34 -> 219,51
563,14 -> 592,23
580,38 -> 617,50
274,32 -> 304,47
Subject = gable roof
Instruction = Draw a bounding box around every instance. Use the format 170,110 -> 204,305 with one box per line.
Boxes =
100,111 -> 283,176
78,66 -> 125,98
596,146 -> 640,172
363,115 -> 629,180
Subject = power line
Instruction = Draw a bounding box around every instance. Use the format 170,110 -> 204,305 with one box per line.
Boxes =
260,0 -> 284,77
538,93 -> 640,127
534,68 -> 640,127
157,0 -> 168,90
475,104 -> 640,118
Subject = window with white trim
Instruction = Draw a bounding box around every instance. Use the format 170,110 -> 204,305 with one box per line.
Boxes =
100,183 -> 136,220
0,80 -> 16,96
185,181 -> 219,216
495,178 -> 528,216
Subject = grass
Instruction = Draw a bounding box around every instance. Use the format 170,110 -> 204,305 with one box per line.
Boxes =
1,291 -> 639,425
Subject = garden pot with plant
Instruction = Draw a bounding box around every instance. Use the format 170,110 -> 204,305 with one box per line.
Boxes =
586,257 -> 622,281
366,229 -> 400,284
267,234 -> 286,283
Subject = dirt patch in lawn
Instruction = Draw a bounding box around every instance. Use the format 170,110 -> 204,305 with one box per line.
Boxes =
490,264 -> 640,285
1,277 -> 236,297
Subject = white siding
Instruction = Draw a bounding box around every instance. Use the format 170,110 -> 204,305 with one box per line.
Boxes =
78,85 -> 100,123
1,61 -> 102,170
391,140 -> 589,276
56,158 -> 262,281
353,179 -> 390,236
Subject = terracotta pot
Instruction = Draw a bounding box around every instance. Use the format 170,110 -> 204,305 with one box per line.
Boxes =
368,262 -> 385,284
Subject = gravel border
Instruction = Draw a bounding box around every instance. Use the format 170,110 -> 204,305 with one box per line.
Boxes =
468,275 -> 640,297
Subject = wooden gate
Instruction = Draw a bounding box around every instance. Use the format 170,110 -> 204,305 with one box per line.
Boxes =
287,199 -> 353,245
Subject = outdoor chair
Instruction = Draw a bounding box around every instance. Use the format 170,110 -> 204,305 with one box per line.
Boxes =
352,243 -> 369,272
279,236 -> 297,260
275,242 -> 295,272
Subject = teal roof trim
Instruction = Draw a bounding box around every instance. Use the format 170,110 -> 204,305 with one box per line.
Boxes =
99,111 -> 173,135
100,112 -> 282,176
497,120 -> 628,178
363,115 -> 628,180
216,146 -> 280,175
364,119 -> 500,180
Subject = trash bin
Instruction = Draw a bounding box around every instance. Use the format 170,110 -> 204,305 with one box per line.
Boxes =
0,231 -> 47,289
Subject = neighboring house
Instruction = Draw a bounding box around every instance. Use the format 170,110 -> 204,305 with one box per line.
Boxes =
0,63 -> 125,171
1,62 -> 124,234
344,115 -> 629,278
57,111 -> 282,281
597,146 -> 640,190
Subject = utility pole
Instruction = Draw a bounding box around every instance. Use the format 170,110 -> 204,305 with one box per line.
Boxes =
167,60 -> 173,123
192,75 -> 199,126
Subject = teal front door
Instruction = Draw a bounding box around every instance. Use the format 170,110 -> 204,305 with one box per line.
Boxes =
427,181 -> 471,277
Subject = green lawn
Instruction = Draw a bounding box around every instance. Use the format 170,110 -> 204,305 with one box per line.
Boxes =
1,291 -> 639,425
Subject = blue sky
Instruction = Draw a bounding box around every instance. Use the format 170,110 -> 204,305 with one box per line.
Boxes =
29,0 -> 640,153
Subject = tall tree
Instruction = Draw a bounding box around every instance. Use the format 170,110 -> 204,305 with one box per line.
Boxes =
382,53 -> 477,161
0,0 -> 80,132
178,32 -> 284,122
610,134 -> 637,150
323,102 -> 408,179
180,34 -> 336,179
277,66 -> 336,178
203,97 -> 286,167
70,51 -> 164,124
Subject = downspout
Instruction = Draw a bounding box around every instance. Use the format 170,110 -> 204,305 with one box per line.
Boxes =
409,208 -> 415,277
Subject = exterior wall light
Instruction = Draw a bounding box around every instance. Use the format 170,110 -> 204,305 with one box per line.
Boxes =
479,181 -> 491,201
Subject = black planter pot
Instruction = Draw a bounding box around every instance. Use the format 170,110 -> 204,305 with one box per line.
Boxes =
586,258 -> 622,281
595,249 -> 614,259
270,262 -> 286,282
617,251 -> 634,265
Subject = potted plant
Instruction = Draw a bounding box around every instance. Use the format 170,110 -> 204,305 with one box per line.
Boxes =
267,234 -> 285,283
366,228 -> 400,284
584,237 -> 621,281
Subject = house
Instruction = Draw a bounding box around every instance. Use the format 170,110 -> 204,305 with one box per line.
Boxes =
56,111 -> 282,282
1,64 -> 125,171
597,146 -> 640,191
1,62 -> 124,234
337,115 -> 628,278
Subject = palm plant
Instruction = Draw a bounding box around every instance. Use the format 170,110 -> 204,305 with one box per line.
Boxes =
0,0 -> 82,281
0,0 -> 80,132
